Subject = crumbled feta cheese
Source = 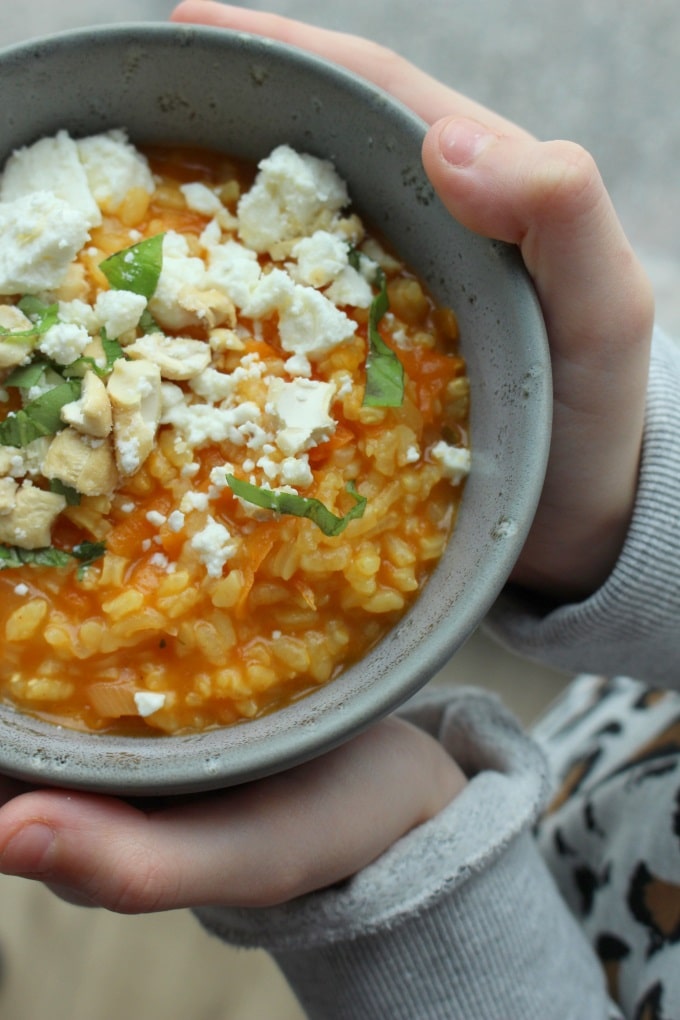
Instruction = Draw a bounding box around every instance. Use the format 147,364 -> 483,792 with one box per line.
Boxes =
146,510 -> 167,527
279,455 -> 313,488
167,510 -> 185,532
58,298 -> 99,333
206,240 -> 262,308
325,265 -> 374,309
278,285 -> 356,359
241,267 -> 295,319
148,231 -> 210,330
76,130 -> 155,215
268,378 -> 337,456
237,144 -> 349,253
289,230 -> 348,288
134,691 -> 166,717
0,129 -> 101,229
0,192 -> 91,295
13,583 -> 29,596
200,219 -> 222,250
180,492 -> 210,512
405,445 -> 421,464
181,182 -> 224,216
190,516 -> 237,577
429,441 -> 471,484
38,321 -> 90,365
284,353 -> 312,379
95,289 -> 147,339
163,398 -> 263,450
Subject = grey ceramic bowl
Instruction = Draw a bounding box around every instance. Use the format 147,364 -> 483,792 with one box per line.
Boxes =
0,23 -> 550,795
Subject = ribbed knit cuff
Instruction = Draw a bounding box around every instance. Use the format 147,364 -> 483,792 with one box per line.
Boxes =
193,688 -> 613,1018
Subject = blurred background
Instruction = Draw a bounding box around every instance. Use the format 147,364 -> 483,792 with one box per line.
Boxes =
0,1 -> 678,1017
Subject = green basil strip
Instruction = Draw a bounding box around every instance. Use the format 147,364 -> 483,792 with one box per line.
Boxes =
362,269 -> 404,408
4,359 -> 49,389
0,299 -> 60,345
100,234 -> 165,299
0,541 -> 105,573
0,545 -> 73,569
49,478 -> 81,506
226,476 -> 367,537
0,379 -> 81,447
62,333 -> 125,380
139,309 -> 162,334
72,541 -> 107,578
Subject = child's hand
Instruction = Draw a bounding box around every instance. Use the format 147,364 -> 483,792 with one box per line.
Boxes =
0,719 -> 465,911
172,1 -> 655,601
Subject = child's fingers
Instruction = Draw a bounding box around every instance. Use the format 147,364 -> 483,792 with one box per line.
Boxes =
423,116 -> 654,595
0,720 -> 465,913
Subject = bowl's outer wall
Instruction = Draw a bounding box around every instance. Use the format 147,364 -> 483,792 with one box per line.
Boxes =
0,24 -> 551,793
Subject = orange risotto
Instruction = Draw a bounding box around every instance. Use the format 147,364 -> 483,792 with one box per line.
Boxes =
0,131 -> 470,734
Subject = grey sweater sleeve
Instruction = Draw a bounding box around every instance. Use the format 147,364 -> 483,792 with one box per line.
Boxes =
485,327 -> 680,684
194,688 -> 616,1019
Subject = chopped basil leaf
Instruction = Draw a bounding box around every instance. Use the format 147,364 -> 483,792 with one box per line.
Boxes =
100,234 -> 164,299
4,359 -> 49,389
0,540 -> 105,574
62,332 -> 124,380
226,476 -> 367,536
49,478 -> 81,506
0,545 -> 73,569
0,298 -> 59,346
72,541 -> 107,578
139,309 -> 162,334
362,268 -> 404,408
0,379 -> 81,447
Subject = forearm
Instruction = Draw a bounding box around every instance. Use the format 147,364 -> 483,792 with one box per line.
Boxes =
486,326 -> 680,684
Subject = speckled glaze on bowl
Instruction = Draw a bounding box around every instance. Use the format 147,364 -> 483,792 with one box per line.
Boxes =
0,23 -> 550,795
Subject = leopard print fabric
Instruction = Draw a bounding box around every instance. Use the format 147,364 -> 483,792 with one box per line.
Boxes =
533,675 -> 680,1020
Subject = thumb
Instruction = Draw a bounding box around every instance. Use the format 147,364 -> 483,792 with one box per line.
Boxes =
422,116 -> 654,595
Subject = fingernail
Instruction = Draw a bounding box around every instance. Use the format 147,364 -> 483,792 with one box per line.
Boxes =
439,117 -> 496,167
0,823 -> 55,875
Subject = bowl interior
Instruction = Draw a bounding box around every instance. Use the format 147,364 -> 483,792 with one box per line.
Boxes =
0,24 -> 550,794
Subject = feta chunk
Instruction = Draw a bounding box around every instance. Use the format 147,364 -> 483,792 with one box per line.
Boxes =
180,182 -> 223,216
190,516 -> 237,577
268,378 -> 337,456
0,192 -> 91,295
38,321 -> 90,365
289,231 -> 349,288
134,691 -> 166,718
237,145 -> 349,253
429,441 -> 471,484
76,130 -> 155,215
278,285 -> 356,359
95,289 -> 147,339
0,129 -> 101,229
147,231 -> 210,331
206,240 -> 262,309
